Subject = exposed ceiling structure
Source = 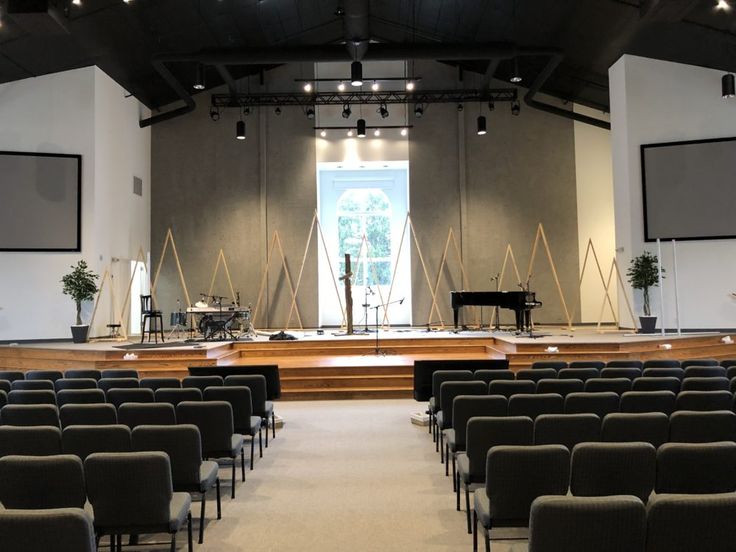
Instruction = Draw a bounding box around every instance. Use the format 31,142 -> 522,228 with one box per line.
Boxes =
1,0 -> 735,120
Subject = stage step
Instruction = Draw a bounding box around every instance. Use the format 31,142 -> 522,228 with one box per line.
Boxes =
281,374 -> 413,390
281,386 -> 413,400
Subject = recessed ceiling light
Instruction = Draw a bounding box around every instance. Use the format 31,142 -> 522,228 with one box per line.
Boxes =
72,0 -> 82,5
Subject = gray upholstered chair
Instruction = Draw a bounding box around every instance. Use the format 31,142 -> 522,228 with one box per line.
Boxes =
457,416 -> 534,533
0,381 -> 10,394
203,386 -> 262,469
140,377 -> 182,392
620,391 -> 676,415
0,426 -> 62,457
176,401 -> 245,499
488,379 -> 536,399
429,370 -> 474,441
61,424 -> 132,461
106,388 -> 155,409
681,376 -> 729,392
0,390 -> 6,409
515,368 -> 557,383
632,376 -> 681,393
534,413 -> 601,450
0,371 -> 26,383
182,375 -> 224,394
681,359 -> 719,369
531,361 -> 567,371
558,367 -> 600,382
642,367 -> 684,379
54,378 -> 98,392
722,359 -> 736,368
437,380 -> 486,462
508,393 -> 564,420
57,389 -> 106,407
601,412 -> 669,447
118,403 -> 176,429
7,390 -> 56,406
445,395 -> 507,489
675,390 -> 732,411
59,404 -> 117,428
0,454 -> 86,508
97,378 -> 139,393
641,359 -> 680,369
571,442 -> 656,503
25,370 -> 63,382
536,378 -> 584,397
472,369 -> 514,386
133,424 -> 220,544
528,495 -> 646,552
601,367 -> 641,380
0,508 -> 96,552
64,369 -> 102,381
100,369 -> 139,379
669,410 -> 736,443
225,374 -> 276,445
84,451 -> 192,552
155,387 -> 203,406
727,366 -> 736,380
645,493 -> 736,552
684,366 -> 727,379
656,442 -> 736,494
606,360 -> 643,369
11,379 -> 54,391
584,377 -> 632,394
0,404 -> 59,427
568,361 -> 606,370
473,444 -> 570,552
564,392 -> 619,418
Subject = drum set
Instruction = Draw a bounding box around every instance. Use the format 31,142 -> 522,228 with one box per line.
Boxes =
183,292 -> 254,341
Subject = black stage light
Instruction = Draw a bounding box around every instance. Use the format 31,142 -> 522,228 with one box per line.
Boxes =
511,100 -> 521,116
209,107 -> 220,121
357,119 -> 366,137
414,104 -> 424,118
476,115 -> 487,135
723,73 -> 735,98
378,103 -> 389,119
236,120 -> 245,140
351,61 -> 363,86
342,104 -> 352,119
306,107 -> 315,119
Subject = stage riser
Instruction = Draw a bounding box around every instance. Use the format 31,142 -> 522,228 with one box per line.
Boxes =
282,375 -> 412,390
281,389 -> 413,400
279,366 -> 413,378
232,344 -> 492,357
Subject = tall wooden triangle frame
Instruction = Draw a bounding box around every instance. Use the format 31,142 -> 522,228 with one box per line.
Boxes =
526,223 -> 573,328
568,238 -> 619,331
427,227 -> 472,329
207,249 -> 237,302
598,256 -> 638,332
490,244 -> 523,328
118,246 -> 151,340
88,266 -> 125,340
151,228 -> 192,309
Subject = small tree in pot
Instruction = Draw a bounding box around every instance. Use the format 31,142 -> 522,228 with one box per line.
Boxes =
61,260 -> 99,343
626,251 -> 663,333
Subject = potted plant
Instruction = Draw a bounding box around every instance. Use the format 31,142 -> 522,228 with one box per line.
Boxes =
626,251 -> 664,334
61,260 -> 99,343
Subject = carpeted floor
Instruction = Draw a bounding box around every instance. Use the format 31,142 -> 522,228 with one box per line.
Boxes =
188,399 -> 528,552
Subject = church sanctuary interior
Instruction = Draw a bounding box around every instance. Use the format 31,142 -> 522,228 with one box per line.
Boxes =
5,0 -> 736,550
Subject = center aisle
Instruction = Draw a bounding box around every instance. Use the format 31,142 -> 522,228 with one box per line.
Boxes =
200,399 -> 527,551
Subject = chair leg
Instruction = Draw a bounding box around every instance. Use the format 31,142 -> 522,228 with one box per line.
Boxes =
428,409 -> 433,434
445,444 -> 449,475
199,493 -> 206,544
160,315 -> 165,343
473,511 -> 478,552
265,420 -> 269,448
484,525 -> 490,552
187,512 -> 193,552
272,412 -> 275,439
216,478 -> 222,519
465,486 -> 471,534
242,447 -> 247,479
440,431 -> 444,464
250,438 -> 255,470
435,423 -> 439,451
456,474 -> 461,511
259,427 -> 263,458
452,453 -> 457,492
170,533 -> 176,552
231,460 -> 236,499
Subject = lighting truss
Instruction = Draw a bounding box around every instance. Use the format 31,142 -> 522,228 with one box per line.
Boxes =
211,88 -> 518,109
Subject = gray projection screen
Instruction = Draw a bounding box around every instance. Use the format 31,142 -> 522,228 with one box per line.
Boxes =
0,152 -> 81,251
641,137 -> 736,242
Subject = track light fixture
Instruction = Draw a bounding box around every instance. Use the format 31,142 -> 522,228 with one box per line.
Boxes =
510,58 -> 522,83
320,129 -> 327,137
338,82 -> 346,91
723,73 -> 735,98
347,129 -> 354,137
306,107 -> 315,119
274,107 -> 282,115
209,106 -> 221,121
373,129 -> 381,137
378,103 -> 389,119
414,104 -> 424,118
511,100 -> 521,116
357,119 -> 367,138
488,100 -> 495,112
476,115 -> 487,135
303,82 -> 313,92
371,81 -> 379,91
342,104 -> 352,119
400,128 -> 408,136
236,120 -> 245,140
351,61 -> 363,87
457,103 -> 464,112
406,80 -> 415,91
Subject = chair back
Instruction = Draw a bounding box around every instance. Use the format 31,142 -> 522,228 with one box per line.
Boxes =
681,377 -> 729,392
584,378 -> 631,394
508,393 -> 564,420
59,404 -> 117,428
0,371 -> 26,383
488,380 -> 536,398
64,369 -> 102,381
531,361 -> 567,371
601,367 -> 641,380
224,375 -> 268,416
0,426 -> 62,457
558,368 -> 600,382
466,416 -> 533,482
0,390 -> 6,409
472,369 -> 515,385
438,381 -> 486,428
722,359 -> 736,368
669,410 -> 736,443
684,365 -> 726,378
203,386 -> 253,434
25,370 -> 63,382
0,454 -> 85,509
182,375 -> 224,394
451,395 -> 507,451
606,360 -> 644,369
118,403 -> 176,429
155,388 -> 202,406
0,508 -> 96,552
534,413 -> 601,449
564,392 -> 619,418
620,391 -> 676,415
84,451 -> 173,529
106,388 -> 155,409
140,378 -> 181,392
568,361 -> 606,370
176,401 -> 235,456
601,413 -> 669,448
571,442 -> 656,502
0,405 -> 59,428
515,369 -> 557,383
656,442 -> 736,494
98,378 -> 139,393
11,380 -> 54,391
101,369 -> 140,379
536,379 -> 584,397
641,359 -> 680,369
61,425 -> 132,461
528,495 -> 646,552
0,381 -> 9,394
132,424 -> 203,490
486,444 -> 570,521
642,367 -> 684,380
681,359 -> 719,369
632,377 -> 680,393
55,379 -> 98,392
431,370 -> 473,409
675,390 -> 732,412
57,389 -> 106,407
7,390 -> 56,406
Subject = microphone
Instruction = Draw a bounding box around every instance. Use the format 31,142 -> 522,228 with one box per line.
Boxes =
399,298 -> 404,305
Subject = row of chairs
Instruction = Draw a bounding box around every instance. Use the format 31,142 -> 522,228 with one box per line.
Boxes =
0,369 -> 144,382
470,444 -> 736,552
525,358 -> 736,370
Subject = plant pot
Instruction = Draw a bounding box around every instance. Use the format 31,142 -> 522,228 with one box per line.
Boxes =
71,325 -> 90,344
639,316 -> 657,334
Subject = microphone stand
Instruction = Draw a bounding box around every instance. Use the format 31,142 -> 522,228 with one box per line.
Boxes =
355,287 -> 375,334
372,298 -> 405,355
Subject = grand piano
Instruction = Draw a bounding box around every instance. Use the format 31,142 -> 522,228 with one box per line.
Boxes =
451,290 -> 542,331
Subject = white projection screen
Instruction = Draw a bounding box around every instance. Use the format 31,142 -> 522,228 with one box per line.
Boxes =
641,137 -> 736,242
0,152 -> 81,251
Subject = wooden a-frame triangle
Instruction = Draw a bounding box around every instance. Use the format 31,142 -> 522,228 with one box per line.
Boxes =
151,228 -> 191,309
526,223 -> 573,328
567,238 -> 619,331
207,249 -> 237,303
427,227 -> 472,329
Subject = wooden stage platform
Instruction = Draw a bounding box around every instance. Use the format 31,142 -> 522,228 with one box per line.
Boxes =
2,328 -> 736,400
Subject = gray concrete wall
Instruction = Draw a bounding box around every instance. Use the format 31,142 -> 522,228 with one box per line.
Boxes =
152,61 -> 579,329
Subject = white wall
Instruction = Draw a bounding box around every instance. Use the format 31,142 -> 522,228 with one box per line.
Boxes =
0,67 -> 151,341
610,54 -> 736,329
573,105 -> 617,324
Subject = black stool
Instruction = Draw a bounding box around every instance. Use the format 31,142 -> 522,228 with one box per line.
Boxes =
140,295 -> 164,343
